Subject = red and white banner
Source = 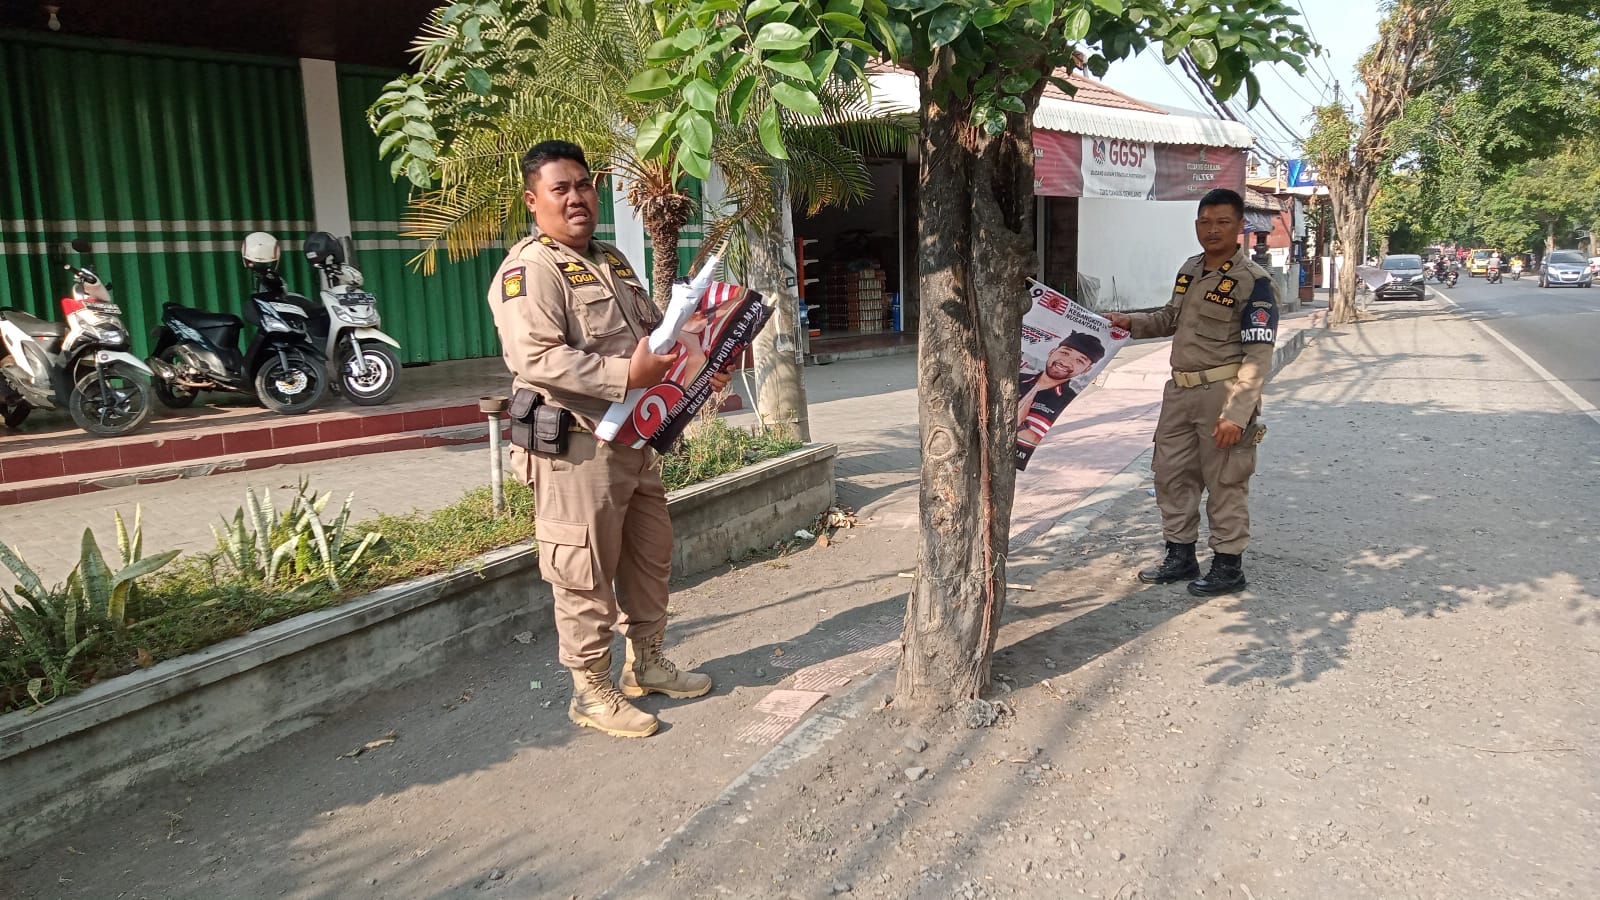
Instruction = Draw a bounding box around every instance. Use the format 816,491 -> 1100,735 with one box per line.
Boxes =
1033,131 -> 1246,201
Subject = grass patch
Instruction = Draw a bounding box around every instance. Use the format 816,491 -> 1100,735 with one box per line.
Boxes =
0,420 -> 802,714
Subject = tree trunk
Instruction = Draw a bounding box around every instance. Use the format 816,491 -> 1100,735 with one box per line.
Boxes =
743,171 -> 811,441
1378,234 -> 1390,260
649,227 -> 681,311
1546,221 -> 1556,255
1326,173 -> 1376,325
895,54 -> 1037,709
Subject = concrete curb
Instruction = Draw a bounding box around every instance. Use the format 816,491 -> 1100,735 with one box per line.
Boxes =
1,443 -> 838,848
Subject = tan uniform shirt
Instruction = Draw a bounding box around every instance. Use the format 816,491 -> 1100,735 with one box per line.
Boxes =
1126,245 -> 1280,426
486,231 -> 660,429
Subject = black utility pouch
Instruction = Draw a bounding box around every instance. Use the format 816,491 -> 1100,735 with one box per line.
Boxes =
508,389 -> 542,451
532,404 -> 572,456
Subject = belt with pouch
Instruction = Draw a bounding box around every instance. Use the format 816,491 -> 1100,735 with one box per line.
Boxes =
1172,363 -> 1240,388
509,389 -> 584,454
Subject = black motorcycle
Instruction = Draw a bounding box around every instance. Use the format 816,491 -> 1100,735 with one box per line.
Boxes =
146,277 -> 327,416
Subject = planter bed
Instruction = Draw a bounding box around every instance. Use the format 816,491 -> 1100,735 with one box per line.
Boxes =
1,443 -> 836,847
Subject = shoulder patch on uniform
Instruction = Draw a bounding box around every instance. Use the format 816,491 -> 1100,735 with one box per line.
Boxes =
501,266 -> 525,302
561,260 -> 600,288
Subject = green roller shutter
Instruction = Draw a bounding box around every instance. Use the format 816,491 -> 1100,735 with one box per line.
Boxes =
0,33 -> 314,356
336,66 -> 620,363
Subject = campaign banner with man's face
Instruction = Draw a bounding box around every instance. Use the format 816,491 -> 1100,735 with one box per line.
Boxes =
601,281 -> 772,452
1016,279 -> 1131,470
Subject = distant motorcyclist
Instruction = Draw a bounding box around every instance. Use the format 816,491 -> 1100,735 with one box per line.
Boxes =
1487,251 -> 1503,284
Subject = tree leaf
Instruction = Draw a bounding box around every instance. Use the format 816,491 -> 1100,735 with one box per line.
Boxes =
646,37 -> 692,62
679,111 -> 714,156
771,81 -> 822,116
1001,70 -> 1038,95
809,49 -> 841,81
758,103 -> 789,159
635,111 -> 675,160
1026,0 -> 1051,27
402,120 -> 438,141
716,51 -> 751,89
973,7 -> 1009,28
819,12 -> 866,34
1243,71 -> 1260,109
464,67 -> 492,96
1189,37 -> 1218,70
729,75 -> 759,125
671,26 -> 705,50
407,139 -> 437,162
679,147 -> 712,181
764,57 -> 816,81
685,77 -> 719,112
929,5 -> 971,49
1092,0 -> 1123,13
624,68 -> 677,101
754,22 -> 809,51
1063,7 -> 1091,41
746,0 -> 783,18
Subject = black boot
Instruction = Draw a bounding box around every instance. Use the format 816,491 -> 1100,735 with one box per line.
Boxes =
1138,541 -> 1200,584
1188,552 -> 1247,597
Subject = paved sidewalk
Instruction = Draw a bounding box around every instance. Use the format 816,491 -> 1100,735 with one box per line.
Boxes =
27,301 -> 1594,900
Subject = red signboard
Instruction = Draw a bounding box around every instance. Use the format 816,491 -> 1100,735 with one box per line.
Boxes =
1033,130 -> 1247,201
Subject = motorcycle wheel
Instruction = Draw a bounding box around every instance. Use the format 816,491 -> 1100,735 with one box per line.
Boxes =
2,399 -> 31,430
69,364 -> 155,436
337,342 -> 400,406
149,351 -> 200,408
254,351 -> 326,415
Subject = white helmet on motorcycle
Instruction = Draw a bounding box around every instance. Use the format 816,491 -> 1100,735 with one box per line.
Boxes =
241,232 -> 280,273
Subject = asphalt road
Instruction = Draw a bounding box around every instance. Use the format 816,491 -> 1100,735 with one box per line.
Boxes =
1422,268 -> 1600,410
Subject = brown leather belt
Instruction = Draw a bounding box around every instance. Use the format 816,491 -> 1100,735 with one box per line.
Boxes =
1173,363 -> 1240,388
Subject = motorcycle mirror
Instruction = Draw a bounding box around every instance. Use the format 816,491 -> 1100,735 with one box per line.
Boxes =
70,237 -> 91,253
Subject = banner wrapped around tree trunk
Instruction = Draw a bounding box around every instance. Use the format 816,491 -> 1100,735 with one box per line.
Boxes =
596,267 -> 772,452
1016,279 -> 1131,470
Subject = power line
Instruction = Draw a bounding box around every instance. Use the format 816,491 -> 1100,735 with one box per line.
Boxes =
1267,62 -> 1324,110
1292,0 -> 1344,90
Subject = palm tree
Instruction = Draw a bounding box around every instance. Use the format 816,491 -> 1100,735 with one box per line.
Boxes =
373,1 -> 911,310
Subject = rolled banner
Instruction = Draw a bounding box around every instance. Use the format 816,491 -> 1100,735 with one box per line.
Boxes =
595,253 -> 722,443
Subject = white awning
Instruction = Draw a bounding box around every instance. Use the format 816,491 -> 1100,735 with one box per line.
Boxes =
1033,98 -> 1256,148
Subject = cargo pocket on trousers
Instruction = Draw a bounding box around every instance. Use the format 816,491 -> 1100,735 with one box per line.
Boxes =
1220,442 -> 1258,488
534,516 -> 597,591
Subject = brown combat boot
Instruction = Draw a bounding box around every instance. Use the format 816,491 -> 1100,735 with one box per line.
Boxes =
620,634 -> 712,699
568,655 -> 659,738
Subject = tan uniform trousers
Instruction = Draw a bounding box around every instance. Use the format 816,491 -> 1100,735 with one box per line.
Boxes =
1152,379 -> 1258,554
513,433 -> 672,668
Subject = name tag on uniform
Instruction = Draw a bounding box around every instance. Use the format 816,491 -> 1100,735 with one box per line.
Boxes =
1174,273 -> 1192,294
1204,290 -> 1235,307
561,261 -> 599,288
603,251 -> 635,279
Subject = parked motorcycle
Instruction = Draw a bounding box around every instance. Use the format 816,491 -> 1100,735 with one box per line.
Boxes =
297,232 -> 402,405
0,238 -> 155,436
146,232 -> 327,415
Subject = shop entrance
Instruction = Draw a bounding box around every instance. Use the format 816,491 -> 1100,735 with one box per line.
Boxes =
793,159 -> 917,343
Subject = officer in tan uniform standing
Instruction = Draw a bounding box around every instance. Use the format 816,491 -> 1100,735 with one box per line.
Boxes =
487,140 -> 725,738
1106,188 -> 1278,597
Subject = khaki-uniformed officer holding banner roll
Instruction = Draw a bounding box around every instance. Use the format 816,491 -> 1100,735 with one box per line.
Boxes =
487,140 -> 728,739
1105,188 -> 1278,597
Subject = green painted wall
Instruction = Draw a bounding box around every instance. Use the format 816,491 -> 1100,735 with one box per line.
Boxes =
0,33 -> 314,356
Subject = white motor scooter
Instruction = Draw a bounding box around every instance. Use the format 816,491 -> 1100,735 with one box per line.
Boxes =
1,238 -> 155,435
299,232 -> 402,406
